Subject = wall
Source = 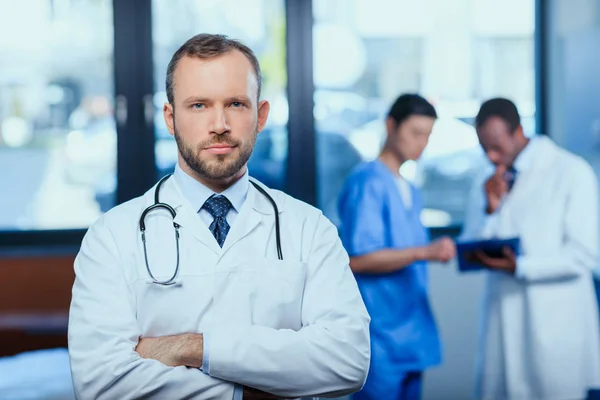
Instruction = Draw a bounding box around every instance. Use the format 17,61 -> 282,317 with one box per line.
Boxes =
547,0 -> 600,144
0,255 -> 74,356
548,0 -> 600,277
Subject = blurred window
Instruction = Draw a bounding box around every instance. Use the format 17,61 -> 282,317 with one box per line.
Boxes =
547,0 -> 600,276
313,0 -> 536,227
0,0 -> 115,230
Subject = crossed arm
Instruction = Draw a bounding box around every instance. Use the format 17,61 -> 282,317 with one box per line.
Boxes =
135,333 -> 204,369
135,333 -> 283,399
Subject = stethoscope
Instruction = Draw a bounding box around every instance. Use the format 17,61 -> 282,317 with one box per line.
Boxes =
139,174 -> 282,286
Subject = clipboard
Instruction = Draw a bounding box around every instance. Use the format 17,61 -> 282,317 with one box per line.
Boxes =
455,237 -> 521,272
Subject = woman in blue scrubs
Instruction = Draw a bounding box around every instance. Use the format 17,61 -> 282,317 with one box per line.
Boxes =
338,94 -> 456,400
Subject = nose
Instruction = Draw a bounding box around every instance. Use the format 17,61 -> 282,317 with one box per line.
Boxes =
414,138 -> 430,158
487,150 -> 501,165
210,107 -> 231,135
414,145 -> 427,160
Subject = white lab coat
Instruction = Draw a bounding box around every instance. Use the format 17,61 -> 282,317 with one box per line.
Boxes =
462,136 -> 600,400
68,177 -> 371,400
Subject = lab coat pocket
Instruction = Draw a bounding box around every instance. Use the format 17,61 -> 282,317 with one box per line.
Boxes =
133,273 -> 214,337
213,259 -> 307,330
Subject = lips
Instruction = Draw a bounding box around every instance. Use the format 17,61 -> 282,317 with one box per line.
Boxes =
205,144 -> 235,155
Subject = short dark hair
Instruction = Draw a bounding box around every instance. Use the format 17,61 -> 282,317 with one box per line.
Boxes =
475,98 -> 521,132
387,94 -> 437,126
166,33 -> 262,105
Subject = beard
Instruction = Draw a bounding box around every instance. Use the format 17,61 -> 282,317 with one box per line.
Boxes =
174,123 -> 257,181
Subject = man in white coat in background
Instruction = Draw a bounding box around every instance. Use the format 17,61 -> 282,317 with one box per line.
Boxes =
68,33 -> 370,400
461,98 -> 600,400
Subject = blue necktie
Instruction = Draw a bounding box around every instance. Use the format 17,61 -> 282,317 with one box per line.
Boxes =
202,195 -> 233,247
505,166 -> 518,190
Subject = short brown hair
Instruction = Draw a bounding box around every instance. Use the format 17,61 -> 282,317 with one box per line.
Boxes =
165,33 -> 262,105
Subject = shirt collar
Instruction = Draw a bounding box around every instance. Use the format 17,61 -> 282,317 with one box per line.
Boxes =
512,135 -> 539,172
173,162 -> 249,213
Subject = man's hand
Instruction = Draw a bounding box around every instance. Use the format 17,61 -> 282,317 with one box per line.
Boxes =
423,237 -> 456,262
136,333 -> 204,368
485,165 -> 508,214
468,246 -> 517,274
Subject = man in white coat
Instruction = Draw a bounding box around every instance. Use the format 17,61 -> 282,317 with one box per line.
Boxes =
461,98 -> 600,400
68,33 -> 371,400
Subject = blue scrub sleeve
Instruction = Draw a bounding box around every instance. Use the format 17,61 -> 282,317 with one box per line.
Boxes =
338,177 -> 386,256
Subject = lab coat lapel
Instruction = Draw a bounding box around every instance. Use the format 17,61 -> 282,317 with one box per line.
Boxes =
502,168 -> 535,214
505,139 -> 553,206
160,177 -> 222,255
497,138 -> 556,234
221,182 -> 276,256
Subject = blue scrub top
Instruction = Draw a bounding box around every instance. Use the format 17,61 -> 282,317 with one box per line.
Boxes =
338,160 -> 442,373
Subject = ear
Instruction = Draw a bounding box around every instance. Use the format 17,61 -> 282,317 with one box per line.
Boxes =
513,124 -> 525,139
163,102 -> 175,136
385,116 -> 397,137
256,100 -> 270,133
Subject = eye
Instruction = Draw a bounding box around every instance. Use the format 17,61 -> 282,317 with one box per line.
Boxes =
191,103 -> 205,110
231,102 -> 244,108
